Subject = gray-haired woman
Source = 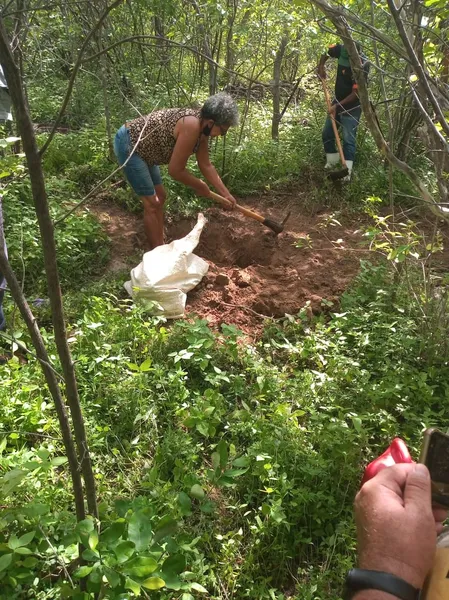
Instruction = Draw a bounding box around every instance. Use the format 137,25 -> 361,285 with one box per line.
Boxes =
114,92 -> 239,250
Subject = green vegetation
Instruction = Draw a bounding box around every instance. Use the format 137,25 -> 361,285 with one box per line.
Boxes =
0,0 -> 448,598
1,259 -> 448,599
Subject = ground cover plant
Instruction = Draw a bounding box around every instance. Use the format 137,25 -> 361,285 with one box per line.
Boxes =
1,259 -> 449,599
0,0 -> 448,598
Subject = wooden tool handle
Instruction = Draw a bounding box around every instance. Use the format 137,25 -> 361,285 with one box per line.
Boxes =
209,191 -> 265,223
422,538 -> 449,599
320,78 -> 347,168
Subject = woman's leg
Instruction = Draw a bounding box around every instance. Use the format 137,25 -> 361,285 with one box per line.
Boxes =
141,166 -> 166,251
154,181 -> 167,244
114,127 -> 162,249
141,194 -> 164,249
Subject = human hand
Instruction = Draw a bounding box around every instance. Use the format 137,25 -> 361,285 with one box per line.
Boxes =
222,193 -> 237,211
328,104 -> 337,119
317,65 -> 326,80
355,463 -> 446,590
195,180 -> 211,198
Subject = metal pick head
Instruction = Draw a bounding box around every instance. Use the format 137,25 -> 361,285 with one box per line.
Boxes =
281,211 -> 291,227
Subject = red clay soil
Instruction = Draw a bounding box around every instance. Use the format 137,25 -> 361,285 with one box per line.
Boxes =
90,195 -> 366,334
166,206 -> 364,332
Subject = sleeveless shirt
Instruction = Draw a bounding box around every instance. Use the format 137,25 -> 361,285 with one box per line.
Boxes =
127,108 -> 202,166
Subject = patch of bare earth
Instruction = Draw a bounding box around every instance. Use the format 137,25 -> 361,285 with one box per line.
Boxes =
167,206 -> 365,333
89,199 -> 145,273
89,194 -> 368,334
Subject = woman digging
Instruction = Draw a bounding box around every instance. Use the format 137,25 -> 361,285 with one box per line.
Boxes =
114,92 -> 239,250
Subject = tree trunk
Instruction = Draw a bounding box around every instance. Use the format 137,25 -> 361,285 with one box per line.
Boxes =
100,51 -> 114,159
0,19 -> 99,518
271,35 -> 288,140
154,15 -> 170,69
94,7 -> 114,160
0,239 -> 86,522
224,0 -> 237,84
188,0 -> 216,95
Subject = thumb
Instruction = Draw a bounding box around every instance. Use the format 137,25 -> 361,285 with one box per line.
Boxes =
404,463 -> 431,510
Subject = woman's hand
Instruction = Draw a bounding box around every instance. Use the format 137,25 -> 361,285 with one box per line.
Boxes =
195,180 -> 211,198
222,193 -> 237,210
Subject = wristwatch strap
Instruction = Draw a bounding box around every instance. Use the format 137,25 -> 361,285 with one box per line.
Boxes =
344,569 -> 421,600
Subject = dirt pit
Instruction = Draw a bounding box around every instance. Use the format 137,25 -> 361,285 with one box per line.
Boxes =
165,204 -> 364,333
90,197 -> 365,335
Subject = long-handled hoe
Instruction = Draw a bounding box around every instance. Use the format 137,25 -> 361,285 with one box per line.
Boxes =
210,191 -> 290,235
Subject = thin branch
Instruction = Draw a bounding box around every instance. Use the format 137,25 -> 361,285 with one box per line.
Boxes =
220,301 -> 276,320
279,68 -> 314,121
370,2 -> 393,131
409,83 -> 449,153
0,330 -> 65,381
1,0 -> 16,15
3,1 -> 93,17
0,15 -> 98,517
109,65 -> 144,117
85,34 -> 215,66
39,0 -> 125,156
0,234 -> 86,522
83,34 -> 274,86
387,0 -> 449,138
316,6 -> 410,61
317,20 -> 410,83
38,525 -> 74,586
0,430 -> 61,440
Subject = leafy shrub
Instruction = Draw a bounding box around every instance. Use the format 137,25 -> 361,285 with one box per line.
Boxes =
2,175 -> 110,296
3,257 -> 448,599
40,130 -> 114,193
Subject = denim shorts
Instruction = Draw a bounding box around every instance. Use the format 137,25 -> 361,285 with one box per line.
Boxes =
113,125 -> 162,196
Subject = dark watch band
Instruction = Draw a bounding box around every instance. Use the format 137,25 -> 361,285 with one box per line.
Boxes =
344,569 -> 421,600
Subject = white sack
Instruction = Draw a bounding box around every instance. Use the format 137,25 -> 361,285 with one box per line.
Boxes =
124,213 -> 209,318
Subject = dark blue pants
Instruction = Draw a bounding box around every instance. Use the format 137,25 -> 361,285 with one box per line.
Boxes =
322,106 -> 361,162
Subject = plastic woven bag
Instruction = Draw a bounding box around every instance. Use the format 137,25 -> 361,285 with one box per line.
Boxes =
124,213 -> 209,318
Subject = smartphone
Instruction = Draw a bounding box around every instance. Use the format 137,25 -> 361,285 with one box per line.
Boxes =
420,428 -> 449,508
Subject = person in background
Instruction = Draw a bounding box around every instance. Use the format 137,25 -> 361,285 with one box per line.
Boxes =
114,92 -> 239,250
317,41 -> 370,181
346,463 -> 447,599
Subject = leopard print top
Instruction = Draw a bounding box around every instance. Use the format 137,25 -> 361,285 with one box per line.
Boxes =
127,108 -> 202,166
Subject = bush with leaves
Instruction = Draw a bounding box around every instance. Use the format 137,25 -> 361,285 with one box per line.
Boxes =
1,256 -> 449,598
2,173 -> 109,296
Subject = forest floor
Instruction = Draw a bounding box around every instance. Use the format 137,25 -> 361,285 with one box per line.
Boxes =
89,186 -> 371,334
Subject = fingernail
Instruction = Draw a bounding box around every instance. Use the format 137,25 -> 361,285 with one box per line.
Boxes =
414,463 -> 430,479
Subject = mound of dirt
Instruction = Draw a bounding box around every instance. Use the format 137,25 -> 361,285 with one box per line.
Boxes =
166,204 -> 363,333
90,197 -> 365,335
